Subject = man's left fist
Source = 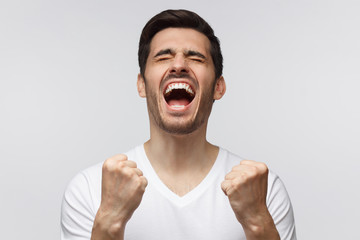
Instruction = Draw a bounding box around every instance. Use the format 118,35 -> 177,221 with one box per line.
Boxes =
221,160 -> 269,225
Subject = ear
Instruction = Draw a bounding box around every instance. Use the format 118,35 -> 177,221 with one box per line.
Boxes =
213,76 -> 226,100
137,74 -> 146,98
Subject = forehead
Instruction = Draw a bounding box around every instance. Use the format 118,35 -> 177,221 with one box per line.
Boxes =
149,28 -> 211,55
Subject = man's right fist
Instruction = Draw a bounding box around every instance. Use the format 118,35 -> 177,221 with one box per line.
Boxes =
92,154 -> 148,239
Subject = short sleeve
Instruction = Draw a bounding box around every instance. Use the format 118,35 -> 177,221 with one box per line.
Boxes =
267,172 -> 297,240
61,172 -> 97,240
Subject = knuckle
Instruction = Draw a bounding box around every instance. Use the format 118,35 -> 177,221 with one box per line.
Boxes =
221,181 -> 229,190
240,159 -> 252,165
132,177 -> 140,186
231,178 -> 244,188
224,172 -> 232,180
257,162 -> 268,174
117,161 -> 126,169
136,177 -> 144,186
134,177 -> 146,192
141,176 -> 148,187
221,181 -> 226,189
102,154 -> 128,171
144,179 -> 148,188
115,154 -> 128,161
102,158 -> 116,172
248,166 -> 258,176
122,168 -> 135,178
137,169 -> 143,176
129,160 -> 137,168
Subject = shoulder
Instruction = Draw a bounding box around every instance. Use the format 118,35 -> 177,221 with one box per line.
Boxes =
218,147 -> 244,171
61,145 -> 142,239
220,148 -> 282,183
219,148 -> 293,204
68,145 -> 141,184
61,162 -> 103,239
62,145 -> 141,212
67,161 -> 103,192
62,161 -> 103,215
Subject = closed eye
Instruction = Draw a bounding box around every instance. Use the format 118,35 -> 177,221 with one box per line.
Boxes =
154,49 -> 174,62
186,50 -> 206,63
190,57 -> 204,63
157,57 -> 170,61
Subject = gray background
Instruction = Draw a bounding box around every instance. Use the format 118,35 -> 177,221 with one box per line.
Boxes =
1,0 -> 359,239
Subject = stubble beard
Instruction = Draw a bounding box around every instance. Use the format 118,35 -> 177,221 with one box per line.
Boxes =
145,81 -> 215,135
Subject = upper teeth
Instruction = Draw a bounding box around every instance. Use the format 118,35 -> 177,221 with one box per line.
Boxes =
165,83 -> 194,96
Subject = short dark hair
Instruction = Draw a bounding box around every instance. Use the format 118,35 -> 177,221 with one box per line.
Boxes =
138,9 -> 223,80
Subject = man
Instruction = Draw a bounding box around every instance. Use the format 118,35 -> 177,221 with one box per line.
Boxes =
61,9 -> 296,240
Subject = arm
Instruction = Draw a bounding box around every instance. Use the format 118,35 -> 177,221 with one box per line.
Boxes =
221,160 -> 280,240
91,154 -> 148,240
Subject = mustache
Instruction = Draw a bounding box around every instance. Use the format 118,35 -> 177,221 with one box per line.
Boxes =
162,73 -> 196,86
164,73 -> 193,81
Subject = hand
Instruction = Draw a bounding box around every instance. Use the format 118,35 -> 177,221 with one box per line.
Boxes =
221,160 -> 276,236
92,154 -> 148,239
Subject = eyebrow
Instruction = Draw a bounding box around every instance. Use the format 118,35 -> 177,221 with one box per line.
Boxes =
154,49 -> 174,58
153,48 -> 207,60
186,50 -> 206,59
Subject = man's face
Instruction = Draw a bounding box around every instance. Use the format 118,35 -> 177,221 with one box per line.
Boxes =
138,28 -> 225,135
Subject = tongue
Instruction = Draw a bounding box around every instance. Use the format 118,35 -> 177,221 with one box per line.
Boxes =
168,99 -> 190,106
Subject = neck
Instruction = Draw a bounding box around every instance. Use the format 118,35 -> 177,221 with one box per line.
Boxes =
144,121 -> 218,174
144,121 -> 219,196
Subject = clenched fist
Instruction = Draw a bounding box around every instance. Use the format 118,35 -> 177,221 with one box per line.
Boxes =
221,160 -> 279,239
91,154 -> 148,240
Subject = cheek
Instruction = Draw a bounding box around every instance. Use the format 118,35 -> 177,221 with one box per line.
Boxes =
197,70 -> 216,89
145,65 -> 168,85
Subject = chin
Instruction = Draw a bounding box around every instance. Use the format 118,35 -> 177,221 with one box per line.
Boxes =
158,117 -> 205,135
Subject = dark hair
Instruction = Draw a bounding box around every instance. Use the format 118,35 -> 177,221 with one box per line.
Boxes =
138,9 -> 223,80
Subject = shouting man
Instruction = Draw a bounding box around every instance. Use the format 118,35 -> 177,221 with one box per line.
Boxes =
61,9 -> 296,240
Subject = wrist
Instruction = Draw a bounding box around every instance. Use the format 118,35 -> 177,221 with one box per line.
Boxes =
92,219 -> 126,240
91,208 -> 127,240
236,210 -> 280,240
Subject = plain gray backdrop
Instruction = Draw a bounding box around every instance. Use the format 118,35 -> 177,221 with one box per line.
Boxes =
1,0 -> 359,239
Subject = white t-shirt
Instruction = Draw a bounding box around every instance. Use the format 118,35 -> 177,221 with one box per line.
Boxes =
61,145 -> 296,240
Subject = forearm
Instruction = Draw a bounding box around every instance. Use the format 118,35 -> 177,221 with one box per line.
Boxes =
240,212 -> 280,240
91,221 -> 125,240
91,210 -> 126,240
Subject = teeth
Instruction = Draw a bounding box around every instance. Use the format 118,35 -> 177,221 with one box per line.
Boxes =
187,87 -> 194,95
164,83 -> 194,96
172,105 -> 185,108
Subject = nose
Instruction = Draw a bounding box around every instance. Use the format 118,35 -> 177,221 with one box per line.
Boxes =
169,54 -> 189,75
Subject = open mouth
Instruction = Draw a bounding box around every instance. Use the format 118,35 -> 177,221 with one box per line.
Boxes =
164,82 -> 195,108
